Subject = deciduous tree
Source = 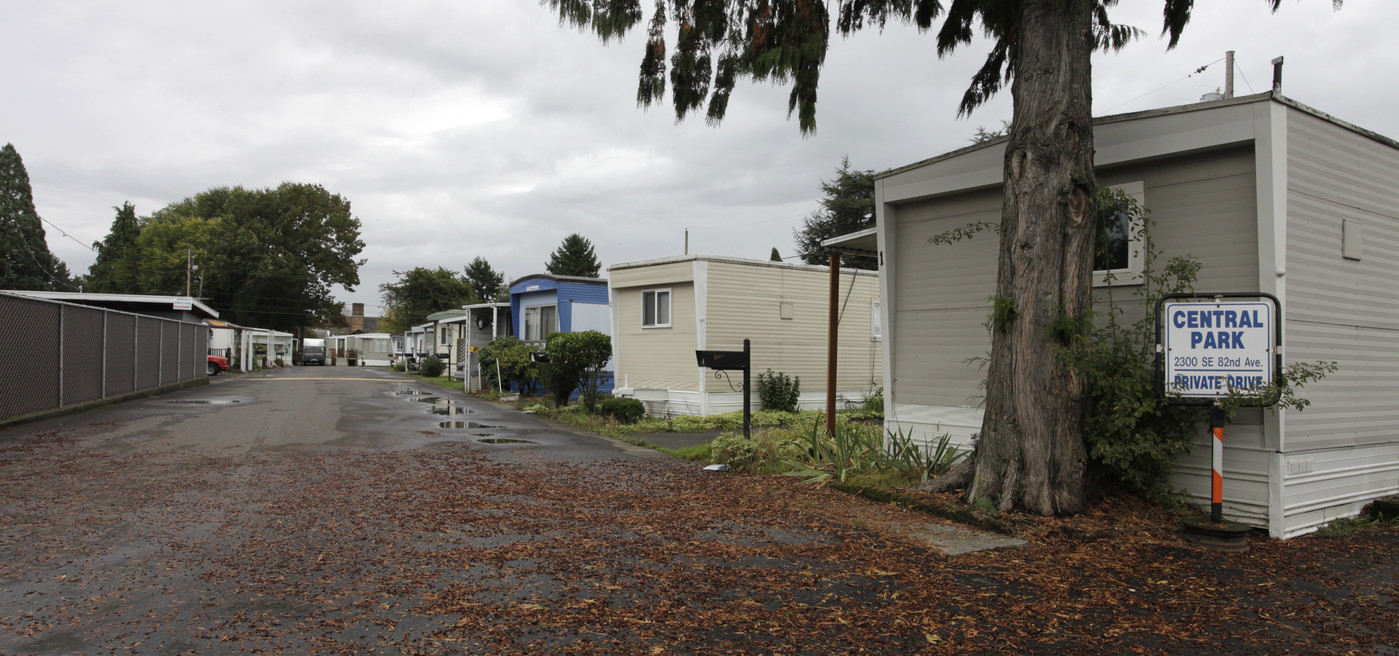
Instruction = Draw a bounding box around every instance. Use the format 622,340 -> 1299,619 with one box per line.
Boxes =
546,0 -> 1338,514
379,267 -> 478,333
134,183 -> 365,332
545,233 -> 601,278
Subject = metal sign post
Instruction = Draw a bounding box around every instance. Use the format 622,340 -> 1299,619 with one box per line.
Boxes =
1157,293 -> 1281,525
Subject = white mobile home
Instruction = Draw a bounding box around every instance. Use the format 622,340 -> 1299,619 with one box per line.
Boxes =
608,255 -> 881,416
863,91 -> 1398,537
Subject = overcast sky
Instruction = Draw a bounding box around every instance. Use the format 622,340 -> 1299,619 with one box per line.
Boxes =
5,1 -> 1395,317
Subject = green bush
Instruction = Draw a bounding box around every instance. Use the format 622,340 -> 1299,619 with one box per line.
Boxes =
542,330 -> 612,410
599,397 -> 646,423
757,369 -> 800,413
863,386 -> 884,414
421,355 -> 445,378
709,432 -> 759,471
1049,189 -> 1206,499
479,336 -> 539,394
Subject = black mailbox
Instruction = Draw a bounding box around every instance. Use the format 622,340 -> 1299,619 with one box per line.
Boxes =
696,349 -> 747,370
530,352 -> 550,363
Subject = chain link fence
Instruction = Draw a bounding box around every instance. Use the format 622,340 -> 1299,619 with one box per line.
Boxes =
0,292 -> 209,421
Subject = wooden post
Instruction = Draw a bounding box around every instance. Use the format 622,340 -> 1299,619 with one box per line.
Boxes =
827,252 -> 839,437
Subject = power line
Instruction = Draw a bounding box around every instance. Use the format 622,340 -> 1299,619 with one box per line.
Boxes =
39,215 -> 97,253
1103,57 -> 1225,114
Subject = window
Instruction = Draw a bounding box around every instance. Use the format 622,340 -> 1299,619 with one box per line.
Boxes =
524,305 -> 557,342
872,300 -> 882,341
1093,181 -> 1145,287
642,289 -> 671,328
439,326 -> 450,345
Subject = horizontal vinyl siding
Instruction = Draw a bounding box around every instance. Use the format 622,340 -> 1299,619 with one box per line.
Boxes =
614,284 -> 700,392
705,261 -> 880,396
890,189 -> 1001,408
611,262 -> 695,288
891,149 -> 1260,410
1099,146 -> 1260,292
1171,420 -> 1272,527
1278,442 -> 1399,537
1283,110 -> 1399,463
556,281 -> 610,306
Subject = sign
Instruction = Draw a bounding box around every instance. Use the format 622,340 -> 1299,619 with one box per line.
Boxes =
1162,299 -> 1276,400
173,296 -> 194,311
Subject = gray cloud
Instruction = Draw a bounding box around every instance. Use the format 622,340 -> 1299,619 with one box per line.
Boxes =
4,0 -> 1394,316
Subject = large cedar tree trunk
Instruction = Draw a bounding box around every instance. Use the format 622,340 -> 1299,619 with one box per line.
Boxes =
928,0 -> 1096,514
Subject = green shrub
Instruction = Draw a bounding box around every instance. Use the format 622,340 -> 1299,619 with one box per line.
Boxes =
542,330 -> 612,410
757,369 -> 800,412
863,386 -> 884,414
709,432 -> 759,471
421,355 -> 445,378
599,397 -> 646,423
479,336 -> 539,394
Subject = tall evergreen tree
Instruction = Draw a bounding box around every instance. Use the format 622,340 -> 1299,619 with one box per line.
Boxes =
0,143 -> 70,291
547,0 -> 1339,514
545,233 -> 601,278
793,157 -> 876,270
463,256 -> 507,302
86,202 -> 143,293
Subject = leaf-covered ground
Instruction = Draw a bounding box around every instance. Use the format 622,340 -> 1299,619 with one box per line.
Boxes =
1,426 -> 1394,655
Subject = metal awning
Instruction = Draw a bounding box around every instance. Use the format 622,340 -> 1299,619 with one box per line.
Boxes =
821,227 -> 878,258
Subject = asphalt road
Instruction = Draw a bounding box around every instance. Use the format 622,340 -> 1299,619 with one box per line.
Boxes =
0,366 -> 678,655
2,366 -> 1395,655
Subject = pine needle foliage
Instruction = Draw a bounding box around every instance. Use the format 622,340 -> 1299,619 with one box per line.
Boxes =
545,233 -> 602,278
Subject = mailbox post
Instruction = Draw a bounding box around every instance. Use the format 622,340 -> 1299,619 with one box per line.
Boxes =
696,338 -> 751,438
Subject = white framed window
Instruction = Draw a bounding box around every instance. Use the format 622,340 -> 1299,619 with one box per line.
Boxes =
1093,181 -> 1145,287
871,300 -> 882,341
439,326 -> 450,345
641,289 -> 671,328
524,305 -> 557,342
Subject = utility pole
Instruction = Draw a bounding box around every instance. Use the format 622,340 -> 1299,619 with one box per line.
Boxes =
1224,50 -> 1235,98
185,247 -> 192,296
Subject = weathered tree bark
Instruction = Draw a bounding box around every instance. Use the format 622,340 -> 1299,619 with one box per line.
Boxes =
926,0 -> 1096,514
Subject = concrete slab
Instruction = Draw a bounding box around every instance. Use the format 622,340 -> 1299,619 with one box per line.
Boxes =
906,522 -> 1027,555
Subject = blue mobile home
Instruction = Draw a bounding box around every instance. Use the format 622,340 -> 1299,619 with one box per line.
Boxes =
508,274 -> 615,395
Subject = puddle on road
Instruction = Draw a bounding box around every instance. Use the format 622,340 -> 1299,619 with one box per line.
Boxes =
430,406 -> 470,416
477,438 -> 535,445
410,397 -> 473,415
438,421 -> 502,429
393,389 -> 427,396
167,399 -> 241,405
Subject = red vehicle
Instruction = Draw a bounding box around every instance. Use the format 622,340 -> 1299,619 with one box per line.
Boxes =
207,354 -> 229,376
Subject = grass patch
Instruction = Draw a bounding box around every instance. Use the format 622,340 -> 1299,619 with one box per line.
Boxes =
1313,514 -> 1396,538
664,444 -> 711,461
417,376 -> 465,392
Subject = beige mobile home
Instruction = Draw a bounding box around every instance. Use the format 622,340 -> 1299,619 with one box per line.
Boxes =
608,255 -> 881,416
863,91 -> 1398,537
